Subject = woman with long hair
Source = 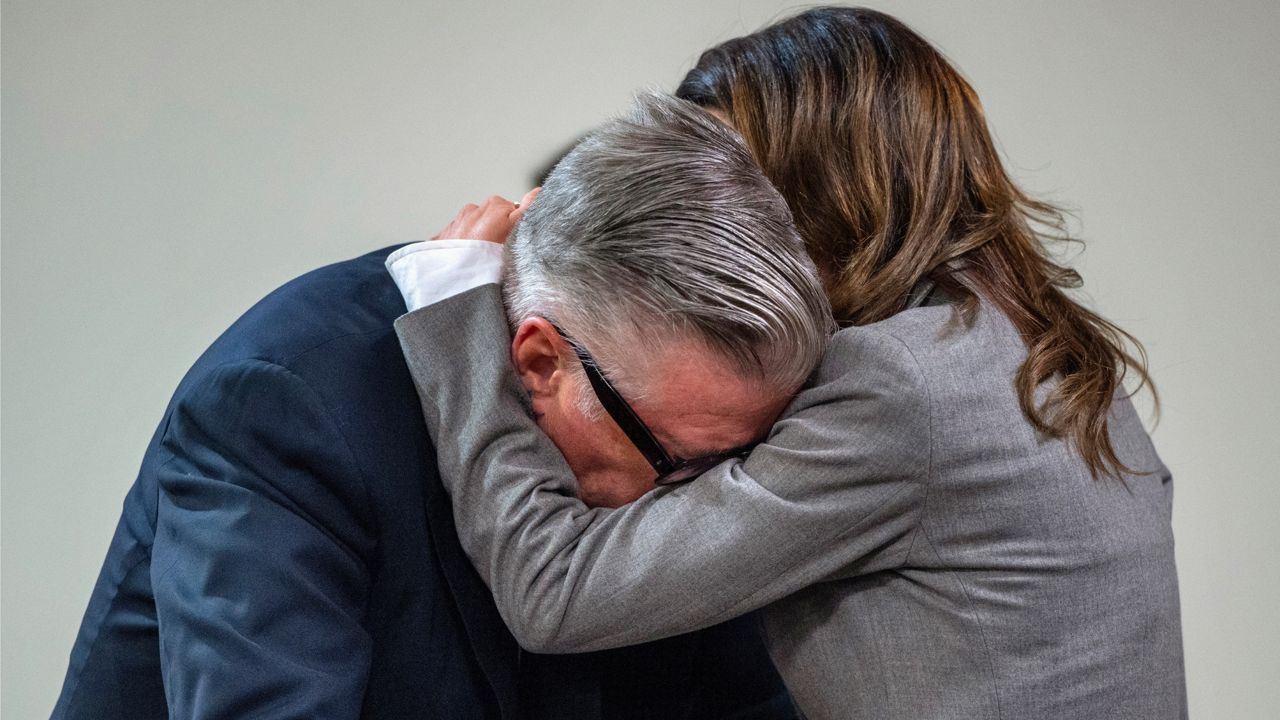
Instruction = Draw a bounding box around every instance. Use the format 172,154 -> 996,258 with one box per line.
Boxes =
393,7 -> 1186,718
677,7 -> 1156,479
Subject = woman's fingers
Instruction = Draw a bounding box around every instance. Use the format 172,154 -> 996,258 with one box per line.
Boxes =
431,189 -> 538,243
510,187 -> 541,223
431,194 -> 528,244
431,202 -> 480,240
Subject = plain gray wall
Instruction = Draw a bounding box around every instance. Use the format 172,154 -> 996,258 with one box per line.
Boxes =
3,1 -> 1277,717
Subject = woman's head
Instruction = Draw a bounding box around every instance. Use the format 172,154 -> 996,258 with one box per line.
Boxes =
678,6 -> 1156,479
678,6 -> 1013,320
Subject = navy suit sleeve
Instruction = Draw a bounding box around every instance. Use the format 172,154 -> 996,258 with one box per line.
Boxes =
152,359 -> 377,719
685,615 -> 798,720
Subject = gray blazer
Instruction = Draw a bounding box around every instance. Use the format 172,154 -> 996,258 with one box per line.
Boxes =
396,284 -> 1187,720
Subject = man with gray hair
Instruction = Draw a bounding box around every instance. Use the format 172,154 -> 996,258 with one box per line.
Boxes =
55,92 -> 827,719
399,92 -> 831,508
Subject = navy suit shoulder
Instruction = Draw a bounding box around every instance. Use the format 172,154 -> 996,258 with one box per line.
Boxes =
53,247 -> 499,719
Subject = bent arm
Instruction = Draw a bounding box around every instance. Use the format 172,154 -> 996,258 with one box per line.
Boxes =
153,360 -> 376,718
398,285 -> 928,653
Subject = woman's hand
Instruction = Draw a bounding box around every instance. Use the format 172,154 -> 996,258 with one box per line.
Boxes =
431,188 -> 540,244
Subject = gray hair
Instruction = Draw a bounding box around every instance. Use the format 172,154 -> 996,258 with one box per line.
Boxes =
504,92 -> 833,412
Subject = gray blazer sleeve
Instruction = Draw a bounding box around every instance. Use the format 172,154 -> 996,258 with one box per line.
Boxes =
396,284 -> 929,653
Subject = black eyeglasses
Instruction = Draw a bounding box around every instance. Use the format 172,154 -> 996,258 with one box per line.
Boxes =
551,324 -> 756,485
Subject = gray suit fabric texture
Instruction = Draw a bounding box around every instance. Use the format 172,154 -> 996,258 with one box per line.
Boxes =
395,283 -> 1187,720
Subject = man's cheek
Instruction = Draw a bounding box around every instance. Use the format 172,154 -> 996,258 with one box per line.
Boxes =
586,468 -> 657,508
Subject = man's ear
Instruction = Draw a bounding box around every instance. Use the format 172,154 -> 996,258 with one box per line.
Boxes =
510,317 -> 570,399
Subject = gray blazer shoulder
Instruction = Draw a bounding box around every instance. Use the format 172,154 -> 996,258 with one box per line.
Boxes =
395,284 -> 1186,720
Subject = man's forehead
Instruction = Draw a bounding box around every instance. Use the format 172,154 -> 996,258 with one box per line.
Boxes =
633,378 -> 789,458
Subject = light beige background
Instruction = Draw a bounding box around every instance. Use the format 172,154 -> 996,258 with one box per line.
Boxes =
3,1 -> 1277,717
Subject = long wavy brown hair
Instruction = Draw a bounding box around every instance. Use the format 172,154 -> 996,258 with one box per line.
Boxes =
677,6 -> 1156,478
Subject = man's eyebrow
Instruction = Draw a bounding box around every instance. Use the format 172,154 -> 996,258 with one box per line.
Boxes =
654,431 -> 724,459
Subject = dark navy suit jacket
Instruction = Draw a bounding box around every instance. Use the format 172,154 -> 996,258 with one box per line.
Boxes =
52,247 -> 796,719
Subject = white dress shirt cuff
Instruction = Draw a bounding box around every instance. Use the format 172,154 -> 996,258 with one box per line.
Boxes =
385,239 -> 506,312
